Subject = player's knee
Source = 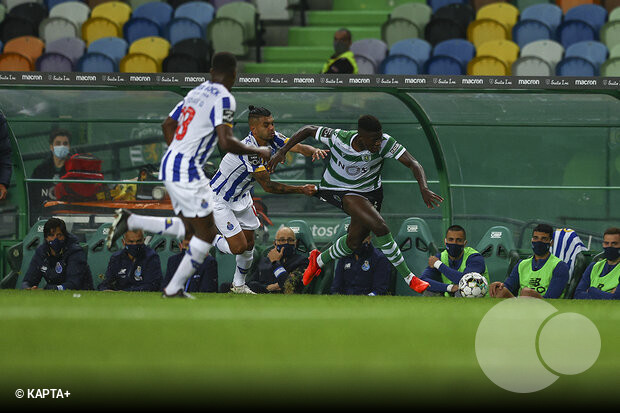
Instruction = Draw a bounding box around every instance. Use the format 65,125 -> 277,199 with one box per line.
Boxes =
371,221 -> 390,237
229,238 -> 248,254
245,238 -> 255,251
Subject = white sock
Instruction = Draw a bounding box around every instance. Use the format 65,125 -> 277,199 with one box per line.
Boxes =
316,253 -> 324,268
213,234 -> 232,254
164,236 -> 211,294
128,215 -> 185,239
233,248 -> 254,287
404,274 -> 414,285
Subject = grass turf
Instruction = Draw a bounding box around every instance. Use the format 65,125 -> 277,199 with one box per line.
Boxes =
0,290 -> 619,409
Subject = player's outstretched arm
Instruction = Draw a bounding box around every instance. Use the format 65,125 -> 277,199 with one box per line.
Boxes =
252,170 -> 317,196
397,150 -> 443,209
161,116 -> 178,146
290,143 -> 329,161
216,124 -> 271,162
267,125 -> 319,172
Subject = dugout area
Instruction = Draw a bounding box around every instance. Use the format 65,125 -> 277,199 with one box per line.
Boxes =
0,84 -> 619,293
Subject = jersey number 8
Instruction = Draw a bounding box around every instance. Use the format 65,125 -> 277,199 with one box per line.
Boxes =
175,106 -> 196,140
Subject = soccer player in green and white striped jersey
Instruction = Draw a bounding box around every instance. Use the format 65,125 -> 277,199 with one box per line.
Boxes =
267,115 -> 443,294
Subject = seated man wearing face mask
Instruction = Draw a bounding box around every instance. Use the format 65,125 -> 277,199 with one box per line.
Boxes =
244,226 -> 307,294
574,227 -> 620,300
331,235 -> 390,296
164,239 -> 218,293
321,28 -> 358,74
490,223 -> 569,299
22,217 -> 93,290
421,225 -> 489,297
98,230 -> 162,292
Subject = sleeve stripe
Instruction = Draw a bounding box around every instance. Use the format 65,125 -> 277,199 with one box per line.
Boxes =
222,97 -> 230,109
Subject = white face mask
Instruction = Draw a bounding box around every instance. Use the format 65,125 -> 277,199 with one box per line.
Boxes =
53,145 -> 70,159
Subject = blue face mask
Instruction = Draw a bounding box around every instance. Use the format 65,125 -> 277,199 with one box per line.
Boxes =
604,246 -> 620,261
532,241 -> 550,256
445,243 -> 464,258
53,145 -> 70,159
48,238 -> 65,254
125,244 -> 144,257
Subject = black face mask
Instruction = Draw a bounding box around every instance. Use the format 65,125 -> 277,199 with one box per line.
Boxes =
125,244 -> 144,257
604,246 -> 620,261
48,238 -> 65,254
532,241 -> 550,256
277,244 -> 296,258
445,243 -> 464,258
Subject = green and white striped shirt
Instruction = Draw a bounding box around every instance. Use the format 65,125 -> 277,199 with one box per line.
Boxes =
315,126 -> 407,192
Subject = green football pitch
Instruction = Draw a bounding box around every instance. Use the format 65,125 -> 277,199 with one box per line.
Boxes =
0,290 -> 618,408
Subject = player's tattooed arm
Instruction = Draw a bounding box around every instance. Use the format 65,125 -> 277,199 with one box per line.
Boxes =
161,117 -> 178,146
267,125 -> 319,172
252,170 -> 317,196
397,150 -> 444,209
216,124 -> 271,162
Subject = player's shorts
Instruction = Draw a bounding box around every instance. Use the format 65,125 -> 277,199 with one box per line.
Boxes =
163,180 -> 214,218
212,194 -> 261,238
315,187 -> 383,212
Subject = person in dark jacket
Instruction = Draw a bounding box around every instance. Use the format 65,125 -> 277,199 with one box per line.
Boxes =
22,217 -> 93,290
0,111 -> 12,201
164,239 -> 218,293
98,230 -> 163,292
331,235 -> 391,296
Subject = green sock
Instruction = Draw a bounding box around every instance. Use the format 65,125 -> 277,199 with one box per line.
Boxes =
318,235 -> 352,267
373,233 -> 412,278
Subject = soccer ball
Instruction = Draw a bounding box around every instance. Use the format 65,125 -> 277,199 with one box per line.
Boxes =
458,272 -> 488,298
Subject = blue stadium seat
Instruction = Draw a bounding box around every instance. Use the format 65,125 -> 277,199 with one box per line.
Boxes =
556,20 -> 597,49
132,1 -> 174,30
351,38 -> 388,71
165,17 -> 204,46
428,0 -> 467,13
565,40 -> 608,70
379,54 -> 419,74
36,52 -> 73,71
423,54 -> 464,74
77,51 -> 117,72
512,19 -> 552,48
564,4 -> 608,33
123,17 -> 162,45
432,38 -> 475,68
173,1 -> 215,33
555,56 -> 597,76
389,38 -> 432,68
87,36 -> 128,65
520,3 -> 563,33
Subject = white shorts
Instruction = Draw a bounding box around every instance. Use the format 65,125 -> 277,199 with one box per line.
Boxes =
212,194 -> 260,238
164,180 -> 214,218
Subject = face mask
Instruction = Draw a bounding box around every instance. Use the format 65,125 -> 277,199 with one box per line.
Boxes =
48,238 -> 65,254
354,242 -> 373,257
445,243 -> 464,258
333,40 -> 348,55
604,246 -> 620,261
53,145 -> 70,159
125,244 -> 144,257
532,241 -> 550,256
277,244 -> 296,258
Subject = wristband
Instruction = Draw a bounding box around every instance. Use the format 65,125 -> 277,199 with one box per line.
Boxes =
446,284 -> 454,293
433,260 -> 442,270
273,266 -> 286,278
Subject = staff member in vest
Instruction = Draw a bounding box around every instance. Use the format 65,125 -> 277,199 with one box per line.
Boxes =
321,28 -> 358,74
421,225 -> 489,296
22,217 -> 93,290
98,230 -> 163,292
574,227 -> 620,300
490,224 -> 569,299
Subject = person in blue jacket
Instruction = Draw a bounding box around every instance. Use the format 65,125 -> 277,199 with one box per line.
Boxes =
98,230 -> 162,292
574,227 -> 620,300
164,239 -> 218,293
22,217 -> 93,290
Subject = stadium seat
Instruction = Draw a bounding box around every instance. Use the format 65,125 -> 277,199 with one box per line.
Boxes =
123,17 -> 162,45
379,54 -> 419,74
600,20 -> 620,50
15,220 -> 47,289
520,39 -> 564,70
165,17 -> 203,46
389,2 -> 432,32
36,52 -> 74,71
476,39 -> 520,69
389,38 -> 432,68
610,4 -> 620,20
472,0 -> 509,12
424,54 -> 464,74
556,0 -> 596,14
2,35 -> 44,65
4,0 -> 35,13
85,222 -> 117,289
148,234 -> 180,275
467,55 -> 509,75
88,36 -> 127,64
476,2 -> 519,32
565,40 -> 608,69
120,52 -> 159,72
82,17 -> 122,46
132,1 -> 174,30
611,43 -> 620,58
162,52 -> 205,72
354,54 -> 377,74
564,250 -> 596,299
393,217 -> 439,296
381,17 -> 420,48
77,51 -> 117,71
39,16 -> 79,44
520,3 -> 563,33
555,56 -> 598,75
427,0 -> 466,13
209,1 -> 257,55
45,37 -> 86,65
49,1 -> 91,32
170,36 -> 209,68
7,2 -> 48,29
166,0 -> 194,8
432,38 -> 476,68
601,56 -> 620,75
128,0 -> 155,8
512,19 -> 552,49
351,38 -> 388,70
91,1 -> 132,28
128,36 -> 170,69
564,4 -> 608,32
511,55 -> 553,75
433,2 -> 475,33
425,17 -> 467,46
556,20 -> 597,49
474,226 -> 519,284
466,18 -> 508,48
253,0 -> 291,21
0,51 -> 33,70
174,1 -> 215,32
0,15 -> 37,43
285,219 -> 317,253
512,0 -> 553,12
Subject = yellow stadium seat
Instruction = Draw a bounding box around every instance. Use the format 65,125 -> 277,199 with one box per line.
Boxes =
91,1 -> 132,28
467,55 -> 509,75
3,36 -> 45,65
476,2 -> 520,33
467,18 -> 508,48
82,16 -> 121,46
0,52 -> 34,71
128,36 -> 170,70
476,39 -> 520,69
120,52 -> 159,73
